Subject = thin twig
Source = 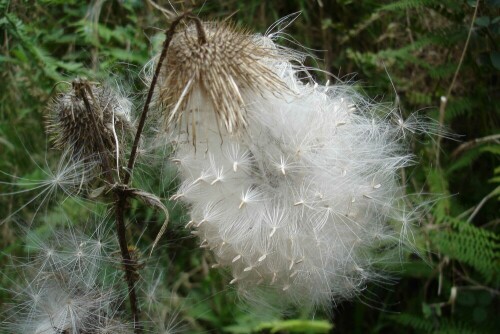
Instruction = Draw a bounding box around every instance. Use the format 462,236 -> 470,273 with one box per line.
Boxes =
455,269 -> 500,296
467,185 -> 500,223
451,133 -> 500,158
406,9 -> 414,44
436,0 -> 479,163
146,0 -> 176,21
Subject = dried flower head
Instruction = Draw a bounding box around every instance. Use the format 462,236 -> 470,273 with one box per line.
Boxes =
46,79 -> 133,174
157,20 -> 292,136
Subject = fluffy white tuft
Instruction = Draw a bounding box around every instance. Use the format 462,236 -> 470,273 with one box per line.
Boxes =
2,223 -> 134,334
155,20 -> 425,308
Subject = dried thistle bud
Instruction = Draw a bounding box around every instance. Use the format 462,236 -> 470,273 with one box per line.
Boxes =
46,79 -> 133,174
157,20 -> 292,136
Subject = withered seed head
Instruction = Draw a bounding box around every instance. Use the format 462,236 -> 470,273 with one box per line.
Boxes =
46,78 -> 133,170
158,20 -> 290,136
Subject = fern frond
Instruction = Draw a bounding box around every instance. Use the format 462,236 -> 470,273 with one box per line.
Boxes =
379,0 -> 462,12
390,313 -> 480,334
378,0 -> 438,11
431,218 -> 500,283
389,313 -> 434,332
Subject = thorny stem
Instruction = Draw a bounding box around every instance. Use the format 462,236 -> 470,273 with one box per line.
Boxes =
111,14 -> 207,333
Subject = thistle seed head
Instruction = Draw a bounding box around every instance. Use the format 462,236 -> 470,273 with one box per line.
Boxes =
159,18 -> 427,308
46,79 -> 133,172
157,20 -> 291,137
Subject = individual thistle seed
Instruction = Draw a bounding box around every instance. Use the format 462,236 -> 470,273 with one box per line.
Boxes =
46,79 -> 133,175
157,20 -> 292,138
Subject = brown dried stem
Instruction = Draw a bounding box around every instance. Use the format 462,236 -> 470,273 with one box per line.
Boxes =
124,13 -> 205,185
111,14 -> 207,333
114,188 -> 142,333
74,80 -> 142,332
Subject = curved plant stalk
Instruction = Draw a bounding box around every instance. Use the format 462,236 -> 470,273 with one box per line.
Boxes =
113,13 -> 207,333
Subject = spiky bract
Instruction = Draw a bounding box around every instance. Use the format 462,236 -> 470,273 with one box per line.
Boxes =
157,21 -> 291,136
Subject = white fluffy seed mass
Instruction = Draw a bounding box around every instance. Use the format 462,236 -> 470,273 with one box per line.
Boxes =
156,20 -> 417,307
3,226 -> 133,334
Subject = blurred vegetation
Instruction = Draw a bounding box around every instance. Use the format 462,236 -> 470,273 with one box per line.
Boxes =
0,0 -> 499,333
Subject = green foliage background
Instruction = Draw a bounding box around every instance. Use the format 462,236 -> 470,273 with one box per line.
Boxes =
0,0 -> 499,333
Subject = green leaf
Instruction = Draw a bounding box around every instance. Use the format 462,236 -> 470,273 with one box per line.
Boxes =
401,261 -> 434,278
426,168 -> 450,222
490,51 -> 500,70
422,303 -> 433,318
0,54 -> 19,64
489,176 -> 500,183
378,0 -> 436,11
475,16 -> 491,27
486,0 -> 500,7
255,320 -> 333,333
467,0 -> 478,7
0,137 -> 14,151
480,144 -> 500,155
